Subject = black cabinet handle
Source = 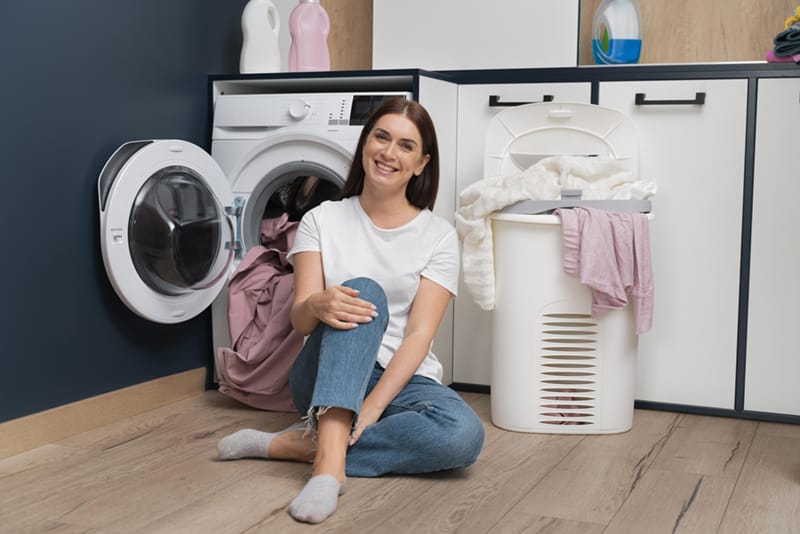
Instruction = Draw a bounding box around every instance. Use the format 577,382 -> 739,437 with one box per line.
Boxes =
489,94 -> 554,107
635,92 -> 706,106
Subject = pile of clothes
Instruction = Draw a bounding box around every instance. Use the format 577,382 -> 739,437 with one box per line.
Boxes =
767,6 -> 800,63
215,213 -> 302,412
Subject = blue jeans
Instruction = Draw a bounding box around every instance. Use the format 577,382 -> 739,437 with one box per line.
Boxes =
289,277 -> 485,478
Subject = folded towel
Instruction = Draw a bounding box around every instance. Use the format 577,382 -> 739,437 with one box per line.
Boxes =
455,156 -> 656,310
774,26 -> 800,57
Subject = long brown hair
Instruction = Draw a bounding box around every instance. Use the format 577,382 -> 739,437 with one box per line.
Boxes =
338,97 -> 440,210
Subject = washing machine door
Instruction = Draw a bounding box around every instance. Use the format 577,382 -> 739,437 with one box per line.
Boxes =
97,140 -> 235,324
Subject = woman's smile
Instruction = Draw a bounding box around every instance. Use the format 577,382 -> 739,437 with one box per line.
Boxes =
373,159 -> 398,174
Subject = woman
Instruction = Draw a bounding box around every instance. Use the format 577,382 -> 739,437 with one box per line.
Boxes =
217,97 -> 484,524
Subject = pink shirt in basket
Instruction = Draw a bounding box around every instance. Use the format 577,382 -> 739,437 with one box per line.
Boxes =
556,207 -> 653,335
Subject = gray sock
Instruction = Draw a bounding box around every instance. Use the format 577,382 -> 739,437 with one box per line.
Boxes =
217,422 -> 305,460
288,474 -> 347,524
216,429 -> 271,460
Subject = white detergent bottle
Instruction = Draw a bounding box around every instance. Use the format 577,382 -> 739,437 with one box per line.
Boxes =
240,0 -> 281,74
288,0 -> 330,72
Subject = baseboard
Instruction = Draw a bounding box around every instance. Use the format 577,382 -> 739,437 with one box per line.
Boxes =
0,367 -> 207,460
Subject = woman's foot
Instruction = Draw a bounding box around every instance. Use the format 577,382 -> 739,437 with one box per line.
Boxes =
216,422 -> 313,461
289,474 -> 347,524
288,406 -> 352,523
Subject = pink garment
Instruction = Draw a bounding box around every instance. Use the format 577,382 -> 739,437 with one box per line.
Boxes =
766,49 -> 800,63
215,213 -> 303,411
555,207 -> 653,334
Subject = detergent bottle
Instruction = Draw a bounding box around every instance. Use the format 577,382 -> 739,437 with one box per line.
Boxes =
592,0 -> 643,64
288,0 -> 331,72
239,0 -> 281,73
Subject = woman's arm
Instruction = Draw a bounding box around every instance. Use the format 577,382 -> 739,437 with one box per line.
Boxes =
350,276 -> 452,444
290,251 -> 377,335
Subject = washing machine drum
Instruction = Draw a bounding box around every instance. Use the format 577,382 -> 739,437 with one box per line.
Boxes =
98,140 -> 235,323
129,165 -> 228,294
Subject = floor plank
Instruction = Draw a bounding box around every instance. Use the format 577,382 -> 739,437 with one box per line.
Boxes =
717,424 -> 800,533
370,432 -> 584,533
649,413 -> 758,477
604,469 -> 735,533
0,444 -> 79,478
499,409 -> 681,525
487,515 -> 605,534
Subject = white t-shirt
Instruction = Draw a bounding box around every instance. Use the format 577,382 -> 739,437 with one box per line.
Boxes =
287,196 -> 460,383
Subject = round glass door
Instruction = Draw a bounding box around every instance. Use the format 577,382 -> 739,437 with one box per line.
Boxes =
98,140 -> 234,323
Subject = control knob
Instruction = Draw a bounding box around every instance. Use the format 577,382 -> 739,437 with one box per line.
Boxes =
288,99 -> 311,120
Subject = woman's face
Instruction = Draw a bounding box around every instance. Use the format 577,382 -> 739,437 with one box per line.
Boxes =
361,113 -> 430,197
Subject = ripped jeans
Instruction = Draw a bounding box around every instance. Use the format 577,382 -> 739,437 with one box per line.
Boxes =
289,277 -> 485,478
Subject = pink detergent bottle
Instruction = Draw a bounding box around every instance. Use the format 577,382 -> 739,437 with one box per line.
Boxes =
288,0 -> 331,72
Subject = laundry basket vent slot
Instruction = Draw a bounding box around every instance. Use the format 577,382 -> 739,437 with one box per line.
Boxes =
542,338 -> 596,344
543,330 -> 597,336
543,313 -> 593,319
540,420 -> 593,425
541,388 -> 594,393
543,346 -> 596,352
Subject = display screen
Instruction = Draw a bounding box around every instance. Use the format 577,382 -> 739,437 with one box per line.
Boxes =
349,95 -> 407,125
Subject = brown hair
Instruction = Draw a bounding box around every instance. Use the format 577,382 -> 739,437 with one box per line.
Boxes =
338,97 -> 440,210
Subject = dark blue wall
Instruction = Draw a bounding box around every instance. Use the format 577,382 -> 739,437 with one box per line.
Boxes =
0,0 -> 249,422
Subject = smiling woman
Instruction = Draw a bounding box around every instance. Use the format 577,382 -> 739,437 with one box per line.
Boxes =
216,98 -> 484,524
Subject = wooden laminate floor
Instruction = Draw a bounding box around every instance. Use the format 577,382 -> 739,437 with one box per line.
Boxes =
1,390 -> 799,533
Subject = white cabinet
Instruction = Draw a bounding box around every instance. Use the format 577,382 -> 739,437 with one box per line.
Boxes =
453,82 -> 592,385
599,79 -> 749,409
372,0 -> 580,70
744,78 -> 800,416
418,76 -> 460,385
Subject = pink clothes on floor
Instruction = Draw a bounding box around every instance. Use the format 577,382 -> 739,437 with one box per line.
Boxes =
215,213 -> 303,412
555,207 -> 653,335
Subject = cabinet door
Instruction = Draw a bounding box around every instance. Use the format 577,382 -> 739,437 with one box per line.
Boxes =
418,75 -> 460,385
373,0 -> 580,70
600,79 -> 748,409
454,82 -> 592,385
745,78 -> 800,416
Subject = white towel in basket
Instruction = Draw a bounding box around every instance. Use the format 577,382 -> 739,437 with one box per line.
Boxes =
455,156 -> 655,310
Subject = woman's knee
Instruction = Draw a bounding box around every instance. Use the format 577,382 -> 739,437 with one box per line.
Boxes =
423,399 -> 484,469
343,277 -> 388,316
447,407 -> 485,467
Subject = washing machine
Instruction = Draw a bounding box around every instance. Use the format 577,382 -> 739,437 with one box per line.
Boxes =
97,91 -> 411,352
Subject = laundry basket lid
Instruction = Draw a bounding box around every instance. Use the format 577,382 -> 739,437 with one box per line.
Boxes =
484,102 -> 639,178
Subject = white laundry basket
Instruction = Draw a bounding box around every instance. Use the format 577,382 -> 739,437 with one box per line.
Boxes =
490,212 -> 639,434
476,100 -> 652,434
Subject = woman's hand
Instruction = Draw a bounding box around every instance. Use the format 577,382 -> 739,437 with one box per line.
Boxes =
307,285 -> 378,330
349,400 -> 383,446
